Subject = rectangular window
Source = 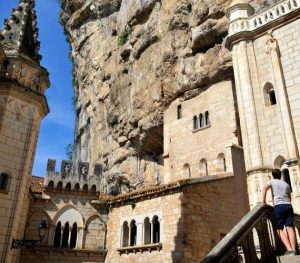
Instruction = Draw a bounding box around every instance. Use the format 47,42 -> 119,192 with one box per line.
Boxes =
177,105 -> 182,119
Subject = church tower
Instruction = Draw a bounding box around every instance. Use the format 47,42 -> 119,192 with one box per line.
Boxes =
226,0 -> 300,211
0,0 -> 49,262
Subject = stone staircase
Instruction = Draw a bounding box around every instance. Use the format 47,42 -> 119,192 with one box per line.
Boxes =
202,204 -> 300,263
279,255 -> 300,263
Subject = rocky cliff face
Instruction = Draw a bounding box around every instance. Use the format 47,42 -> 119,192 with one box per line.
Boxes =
61,0 -> 233,191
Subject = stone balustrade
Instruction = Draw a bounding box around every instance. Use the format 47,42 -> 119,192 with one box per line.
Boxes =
229,0 -> 300,36
201,204 -> 300,262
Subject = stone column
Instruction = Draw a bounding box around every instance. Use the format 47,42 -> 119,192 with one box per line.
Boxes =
232,45 -> 251,169
68,227 -> 72,247
47,225 -> 55,246
266,31 -> 299,160
128,226 -> 131,246
150,220 -> 153,244
141,223 -> 144,245
120,227 -> 123,247
77,227 -> 84,249
60,227 -> 64,247
236,40 -> 263,168
136,223 -> 143,245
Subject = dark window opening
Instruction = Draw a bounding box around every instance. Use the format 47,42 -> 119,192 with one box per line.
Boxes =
282,169 -> 293,192
0,173 -> 9,190
205,111 -> 209,126
48,181 -> 54,192
62,222 -> 70,248
91,185 -> 96,194
144,218 -> 151,244
70,223 -> 77,248
177,105 -> 182,119
153,216 -> 160,243
122,221 -> 129,247
74,183 -> 80,192
53,222 -> 61,247
199,114 -> 204,128
57,182 -> 63,191
269,90 -> 277,105
82,184 -> 88,192
130,220 -> 137,246
223,158 -> 227,172
193,116 -> 198,129
65,182 -> 71,191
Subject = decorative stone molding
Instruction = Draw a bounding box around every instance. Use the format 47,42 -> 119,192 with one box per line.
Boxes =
117,243 -> 162,254
246,166 -> 273,175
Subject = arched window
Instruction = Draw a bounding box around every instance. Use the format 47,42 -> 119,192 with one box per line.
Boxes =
82,184 -> 88,193
205,111 -> 209,126
53,222 -> 61,247
183,163 -> 191,178
47,181 -> 54,192
65,182 -> 71,191
217,153 -> 226,173
74,183 -> 80,192
177,105 -> 182,119
91,185 -> 96,195
122,221 -> 129,247
193,116 -> 198,130
57,182 -> 63,191
130,220 -> 137,246
282,168 -> 293,192
62,222 -> 70,248
70,223 -> 77,248
144,217 -> 151,244
263,83 -> 277,106
199,159 -> 208,176
269,90 -> 276,105
199,113 -> 204,128
0,173 -> 9,190
153,216 -> 160,243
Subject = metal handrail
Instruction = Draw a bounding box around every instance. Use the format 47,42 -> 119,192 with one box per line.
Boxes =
201,204 -> 287,263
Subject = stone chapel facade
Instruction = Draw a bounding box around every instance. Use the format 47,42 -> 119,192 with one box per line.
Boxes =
0,0 -> 300,262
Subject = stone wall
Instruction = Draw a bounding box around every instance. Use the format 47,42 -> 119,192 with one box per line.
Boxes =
163,80 -> 241,183
20,248 -> 105,263
228,1 -> 300,210
19,191 -> 107,260
106,191 -> 183,262
105,175 -> 247,263
0,93 -> 43,263
182,177 -> 242,262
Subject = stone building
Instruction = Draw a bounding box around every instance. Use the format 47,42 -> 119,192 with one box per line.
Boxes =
0,0 -> 49,262
0,0 -> 300,262
226,0 -> 300,211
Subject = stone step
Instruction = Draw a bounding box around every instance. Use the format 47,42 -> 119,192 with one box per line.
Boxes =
278,255 -> 300,263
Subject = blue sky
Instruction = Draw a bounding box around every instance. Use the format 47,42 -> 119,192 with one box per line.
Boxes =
0,0 -> 75,176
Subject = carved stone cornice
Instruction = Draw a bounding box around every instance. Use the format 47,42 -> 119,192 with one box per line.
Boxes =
4,56 -> 49,95
0,82 -> 49,118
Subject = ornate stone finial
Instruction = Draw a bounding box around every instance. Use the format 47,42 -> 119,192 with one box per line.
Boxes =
46,159 -> 56,173
61,160 -> 72,178
266,30 -> 278,54
0,0 -> 41,62
78,162 -> 89,180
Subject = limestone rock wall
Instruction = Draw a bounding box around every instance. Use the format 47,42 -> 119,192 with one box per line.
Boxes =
61,0 -> 233,189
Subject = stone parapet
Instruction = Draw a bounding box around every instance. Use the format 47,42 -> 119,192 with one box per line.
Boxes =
44,159 -> 102,194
